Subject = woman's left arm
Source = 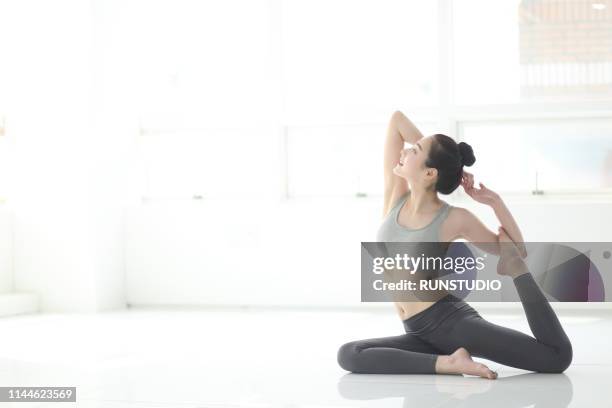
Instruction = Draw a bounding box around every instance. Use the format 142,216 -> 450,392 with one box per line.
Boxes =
489,197 -> 527,258
461,171 -> 527,258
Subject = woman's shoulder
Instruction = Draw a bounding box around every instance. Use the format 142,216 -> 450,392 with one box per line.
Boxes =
439,205 -> 475,241
443,206 -> 484,232
446,205 -> 473,220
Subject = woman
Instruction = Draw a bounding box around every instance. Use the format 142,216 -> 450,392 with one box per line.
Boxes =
337,110 -> 573,379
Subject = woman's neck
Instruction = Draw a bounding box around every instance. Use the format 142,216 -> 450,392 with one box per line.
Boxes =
406,185 -> 442,214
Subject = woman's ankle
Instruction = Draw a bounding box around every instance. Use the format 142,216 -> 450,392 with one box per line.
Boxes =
510,262 -> 530,279
434,355 -> 455,374
506,256 -> 529,279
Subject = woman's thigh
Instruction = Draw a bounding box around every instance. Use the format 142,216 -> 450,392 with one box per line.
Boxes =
344,333 -> 443,354
337,333 -> 443,374
424,314 -> 570,372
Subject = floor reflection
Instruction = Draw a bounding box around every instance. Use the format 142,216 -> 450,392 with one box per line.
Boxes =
337,372 -> 573,408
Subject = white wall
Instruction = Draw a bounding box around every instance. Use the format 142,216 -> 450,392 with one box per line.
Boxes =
0,0 -> 130,313
0,209 -> 13,293
125,196 -> 612,307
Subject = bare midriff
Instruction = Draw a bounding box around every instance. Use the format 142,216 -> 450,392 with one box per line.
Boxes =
386,269 -> 449,321
394,301 -> 433,321
393,289 -> 449,321
393,301 -> 431,320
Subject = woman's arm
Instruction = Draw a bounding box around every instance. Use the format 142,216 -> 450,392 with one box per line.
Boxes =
450,204 -> 528,258
460,173 -> 527,258
446,207 -> 501,256
384,111 -> 424,188
489,197 -> 527,258
393,110 -> 425,145
383,111 -> 424,216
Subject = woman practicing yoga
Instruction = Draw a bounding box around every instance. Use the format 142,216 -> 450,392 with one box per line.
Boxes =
337,110 -> 573,379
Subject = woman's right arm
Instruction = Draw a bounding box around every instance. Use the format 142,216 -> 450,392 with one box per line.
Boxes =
383,111 -> 425,216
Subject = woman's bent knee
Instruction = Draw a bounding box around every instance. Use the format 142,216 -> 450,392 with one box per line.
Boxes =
554,340 -> 573,373
337,341 -> 361,372
541,340 -> 573,373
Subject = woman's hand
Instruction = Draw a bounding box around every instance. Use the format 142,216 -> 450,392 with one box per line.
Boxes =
461,171 -> 500,206
461,170 -> 475,190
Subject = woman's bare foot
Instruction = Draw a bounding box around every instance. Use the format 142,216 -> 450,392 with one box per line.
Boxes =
497,227 -> 528,279
435,347 -> 498,379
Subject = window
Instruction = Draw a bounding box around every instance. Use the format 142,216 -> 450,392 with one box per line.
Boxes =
104,0 -> 612,199
452,0 -> 612,105
99,0 -> 280,199
459,117 -> 612,192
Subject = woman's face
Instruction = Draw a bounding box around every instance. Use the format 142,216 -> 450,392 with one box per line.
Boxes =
392,135 -> 437,188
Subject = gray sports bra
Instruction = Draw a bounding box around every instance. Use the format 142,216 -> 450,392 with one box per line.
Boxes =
376,190 -> 453,242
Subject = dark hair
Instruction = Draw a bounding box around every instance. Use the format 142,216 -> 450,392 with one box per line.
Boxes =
424,134 -> 476,194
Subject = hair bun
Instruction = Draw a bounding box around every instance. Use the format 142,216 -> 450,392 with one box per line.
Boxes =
458,142 -> 476,167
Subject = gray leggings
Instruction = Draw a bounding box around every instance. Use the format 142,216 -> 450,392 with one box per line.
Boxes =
337,273 -> 573,374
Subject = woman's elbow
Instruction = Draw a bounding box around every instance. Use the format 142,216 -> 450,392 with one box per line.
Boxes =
518,243 -> 528,259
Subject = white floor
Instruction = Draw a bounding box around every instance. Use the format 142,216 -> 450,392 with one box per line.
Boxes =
0,306 -> 611,408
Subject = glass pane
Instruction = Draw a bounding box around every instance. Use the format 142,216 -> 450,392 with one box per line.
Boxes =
460,118 -> 612,191
282,0 -> 438,124
453,0 -> 612,104
288,121 -> 440,197
140,128 -> 279,198
287,127 -> 360,197
97,0 -> 276,128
